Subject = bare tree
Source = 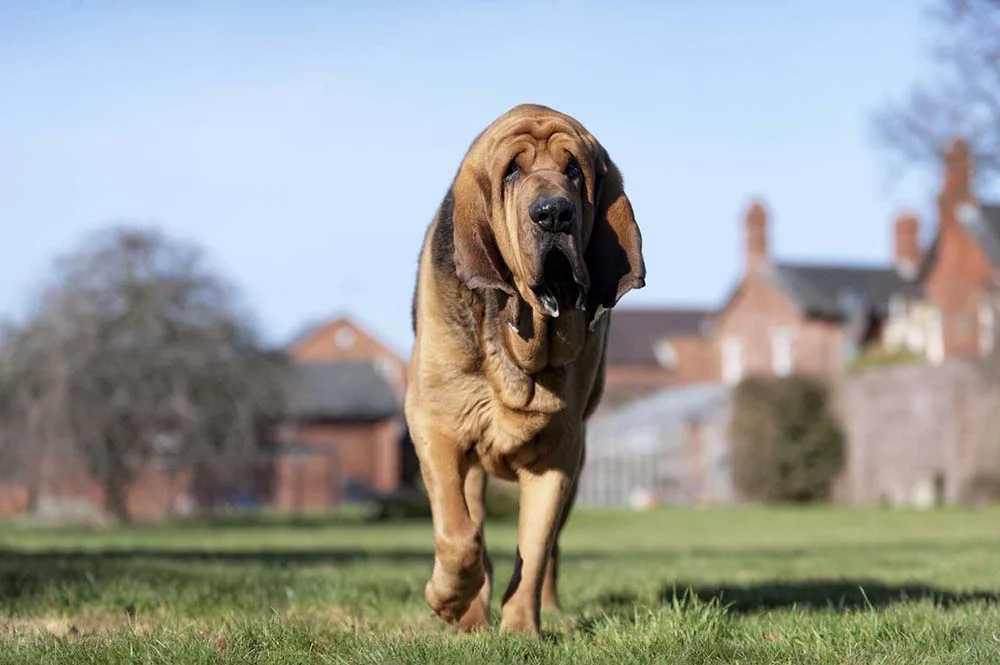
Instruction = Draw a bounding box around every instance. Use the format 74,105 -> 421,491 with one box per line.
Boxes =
872,0 -> 1000,185
0,225 -> 289,522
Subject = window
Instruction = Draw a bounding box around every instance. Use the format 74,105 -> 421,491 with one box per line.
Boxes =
978,300 -> 995,356
653,339 -> 678,371
927,308 -> 944,365
771,327 -> 795,376
721,336 -> 744,385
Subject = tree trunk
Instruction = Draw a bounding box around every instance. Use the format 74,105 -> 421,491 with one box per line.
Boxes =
104,442 -> 131,524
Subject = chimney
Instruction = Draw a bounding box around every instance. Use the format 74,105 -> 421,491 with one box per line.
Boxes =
938,137 -> 975,230
745,199 -> 768,273
893,212 -> 920,279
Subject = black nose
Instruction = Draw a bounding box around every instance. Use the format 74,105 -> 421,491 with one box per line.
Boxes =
529,196 -> 575,232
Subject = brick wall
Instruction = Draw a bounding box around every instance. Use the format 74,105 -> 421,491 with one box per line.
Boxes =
834,360 -> 1000,505
13,453 -> 196,522
714,272 -> 844,380
280,418 -> 403,498
0,483 -> 28,516
269,451 -> 338,512
923,139 -> 995,359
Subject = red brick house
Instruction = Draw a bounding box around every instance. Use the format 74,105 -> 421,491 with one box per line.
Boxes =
707,200 -> 924,383
904,139 -> 1000,362
261,315 -> 416,513
704,138 -> 1000,384
0,315 -> 416,521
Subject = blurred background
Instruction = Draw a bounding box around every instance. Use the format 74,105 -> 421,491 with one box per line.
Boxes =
2,0 -> 1000,525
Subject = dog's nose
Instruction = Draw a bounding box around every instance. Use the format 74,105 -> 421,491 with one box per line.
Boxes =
529,196 -> 575,233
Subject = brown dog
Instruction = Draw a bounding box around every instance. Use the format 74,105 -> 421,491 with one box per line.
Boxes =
405,103 -> 644,635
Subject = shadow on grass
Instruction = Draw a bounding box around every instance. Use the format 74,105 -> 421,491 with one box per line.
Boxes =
3,543 -> 998,616
589,580 -> 998,616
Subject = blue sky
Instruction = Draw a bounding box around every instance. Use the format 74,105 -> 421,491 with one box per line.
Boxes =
1,1 -> 947,354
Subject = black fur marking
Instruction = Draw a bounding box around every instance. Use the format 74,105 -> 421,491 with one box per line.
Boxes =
410,189 -> 458,336
430,189 -> 458,279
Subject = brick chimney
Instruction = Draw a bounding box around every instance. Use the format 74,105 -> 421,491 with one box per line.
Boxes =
893,212 -> 920,279
938,137 -> 975,230
745,199 -> 769,273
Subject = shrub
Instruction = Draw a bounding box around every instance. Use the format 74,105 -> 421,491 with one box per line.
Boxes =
729,374 -> 845,503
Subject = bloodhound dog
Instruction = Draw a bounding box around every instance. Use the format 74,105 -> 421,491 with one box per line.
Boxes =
406,103 -> 645,635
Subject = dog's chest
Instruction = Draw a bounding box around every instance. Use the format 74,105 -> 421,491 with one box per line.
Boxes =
474,407 -> 563,480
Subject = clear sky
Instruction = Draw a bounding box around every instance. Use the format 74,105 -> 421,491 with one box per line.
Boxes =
1,1 -> 946,355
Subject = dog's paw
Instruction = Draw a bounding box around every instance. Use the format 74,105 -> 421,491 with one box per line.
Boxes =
499,603 -> 540,637
424,565 -> 485,623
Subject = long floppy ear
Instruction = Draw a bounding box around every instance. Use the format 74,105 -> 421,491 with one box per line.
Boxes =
451,163 -> 516,298
585,155 -> 645,330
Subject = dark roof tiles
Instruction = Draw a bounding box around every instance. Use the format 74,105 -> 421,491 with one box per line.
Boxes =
605,308 -> 712,366
770,262 -> 923,319
288,361 -> 400,421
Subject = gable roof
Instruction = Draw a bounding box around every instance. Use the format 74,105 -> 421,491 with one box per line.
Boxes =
606,307 -> 712,366
962,203 -> 1000,267
770,262 -> 923,319
287,314 -> 406,363
288,361 -> 400,421
914,201 -> 1000,284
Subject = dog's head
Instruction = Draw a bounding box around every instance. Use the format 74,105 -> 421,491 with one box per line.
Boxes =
450,104 -> 645,330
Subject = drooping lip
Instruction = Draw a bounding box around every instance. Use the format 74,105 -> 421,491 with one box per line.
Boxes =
529,234 -> 589,318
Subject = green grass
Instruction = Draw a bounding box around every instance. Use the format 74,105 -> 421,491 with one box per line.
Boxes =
1,506 -> 999,663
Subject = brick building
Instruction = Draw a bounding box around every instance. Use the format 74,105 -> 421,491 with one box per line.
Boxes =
602,137 -> 1000,397
707,199 -> 923,383
0,314 -> 416,521
260,314 -> 416,513
905,139 -> 1000,362
601,308 -> 716,410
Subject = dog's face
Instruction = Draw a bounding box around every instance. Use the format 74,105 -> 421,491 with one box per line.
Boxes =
451,104 -> 645,330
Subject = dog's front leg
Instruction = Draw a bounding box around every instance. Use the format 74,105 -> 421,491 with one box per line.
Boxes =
417,428 -> 485,624
500,445 -> 582,635
456,464 -> 493,631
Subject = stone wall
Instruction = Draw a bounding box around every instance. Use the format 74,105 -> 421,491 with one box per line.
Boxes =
834,360 -> 1000,505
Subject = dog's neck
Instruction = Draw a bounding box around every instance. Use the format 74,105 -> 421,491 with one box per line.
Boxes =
478,291 -> 587,413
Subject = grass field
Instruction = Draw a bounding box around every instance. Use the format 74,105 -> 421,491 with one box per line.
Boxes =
1,506 -> 999,664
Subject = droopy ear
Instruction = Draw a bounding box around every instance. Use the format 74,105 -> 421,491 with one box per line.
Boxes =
585,155 -> 646,330
451,163 -> 516,298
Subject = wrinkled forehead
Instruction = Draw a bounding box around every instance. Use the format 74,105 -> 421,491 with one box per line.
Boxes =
480,111 -> 595,168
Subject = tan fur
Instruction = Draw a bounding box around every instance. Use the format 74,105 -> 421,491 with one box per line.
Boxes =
406,104 -> 644,635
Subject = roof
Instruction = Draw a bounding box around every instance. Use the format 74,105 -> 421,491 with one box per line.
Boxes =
770,262 -> 923,319
286,313 -> 408,363
288,361 -> 400,421
962,203 -> 1000,268
605,307 -> 712,366
916,202 -> 1000,282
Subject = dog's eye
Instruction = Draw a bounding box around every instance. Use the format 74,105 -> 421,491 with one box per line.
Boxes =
565,156 -> 582,182
504,159 -> 520,184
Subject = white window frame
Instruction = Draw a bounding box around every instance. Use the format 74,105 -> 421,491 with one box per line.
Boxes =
978,300 -> 995,356
771,327 -> 796,377
927,308 -> 945,365
721,336 -> 744,385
